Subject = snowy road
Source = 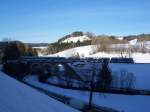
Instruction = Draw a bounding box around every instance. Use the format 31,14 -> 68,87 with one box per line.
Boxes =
24,75 -> 150,112
24,81 -> 118,112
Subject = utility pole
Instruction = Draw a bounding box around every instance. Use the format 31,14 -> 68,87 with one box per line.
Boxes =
88,62 -> 95,110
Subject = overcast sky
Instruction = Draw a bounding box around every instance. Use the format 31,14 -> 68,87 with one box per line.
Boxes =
0,0 -> 150,43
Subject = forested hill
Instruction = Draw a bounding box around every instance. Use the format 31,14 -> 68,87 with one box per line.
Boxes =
26,43 -> 49,48
58,31 -> 94,43
45,32 -> 150,55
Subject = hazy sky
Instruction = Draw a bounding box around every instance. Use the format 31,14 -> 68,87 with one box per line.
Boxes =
0,0 -> 150,43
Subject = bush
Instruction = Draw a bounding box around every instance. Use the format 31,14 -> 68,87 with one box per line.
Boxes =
38,67 -> 51,83
119,69 -> 135,89
112,69 -> 136,89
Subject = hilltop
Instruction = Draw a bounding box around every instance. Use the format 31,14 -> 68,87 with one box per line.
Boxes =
58,31 -> 93,43
42,32 -> 150,55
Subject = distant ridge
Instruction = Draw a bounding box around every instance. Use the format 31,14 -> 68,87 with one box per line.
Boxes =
26,43 -> 49,47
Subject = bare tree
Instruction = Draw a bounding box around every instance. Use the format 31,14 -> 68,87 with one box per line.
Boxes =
91,36 -> 112,52
111,71 -> 119,88
126,72 -> 136,89
127,44 -> 133,58
119,69 -> 136,89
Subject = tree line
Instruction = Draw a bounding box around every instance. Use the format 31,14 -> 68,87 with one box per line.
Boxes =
1,41 -> 37,62
44,40 -> 91,55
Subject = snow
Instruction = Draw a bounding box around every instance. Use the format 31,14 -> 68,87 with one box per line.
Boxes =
90,52 -> 150,63
47,45 -> 150,63
117,37 -> 124,40
53,62 -> 150,90
111,44 -> 129,49
32,46 -> 47,49
69,62 -> 150,90
129,39 -> 137,45
128,39 -> 150,50
61,35 -> 91,43
0,72 -> 79,112
52,45 -> 93,57
109,63 -> 150,90
25,75 -> 150,112
145,41 -> 150,49
131,53 -> 150,63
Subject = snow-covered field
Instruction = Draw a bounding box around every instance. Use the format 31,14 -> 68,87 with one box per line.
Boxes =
23,61 -> 150,112
52,63 -> 150,90
51,45 -> 93,57
0,72 -> 79,112
69,62 -> 150,90
129,39 -> 150,48
47,45 -> 150,63
109,63 -> 150,90
25,76 -> 150,112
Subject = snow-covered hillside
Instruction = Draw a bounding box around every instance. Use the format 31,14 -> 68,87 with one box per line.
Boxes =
32,46 -> 47,49
129,39 -> 138,45
0,72 -> 78,112
51,45 -> 93,57
129,39 -> 150,49
61,35 -> 91,43
47,45 -> 150,63
116,36 -> 124,40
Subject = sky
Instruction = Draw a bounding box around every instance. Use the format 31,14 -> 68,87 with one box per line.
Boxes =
0,0 -> 150,43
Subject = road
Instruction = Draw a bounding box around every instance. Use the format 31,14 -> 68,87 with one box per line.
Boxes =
23,81 -> 119,112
